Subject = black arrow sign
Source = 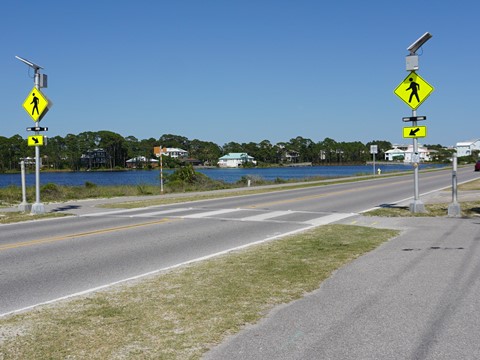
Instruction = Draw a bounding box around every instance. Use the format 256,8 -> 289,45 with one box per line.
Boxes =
409,128 -> 420,136
32,137 -> 39,144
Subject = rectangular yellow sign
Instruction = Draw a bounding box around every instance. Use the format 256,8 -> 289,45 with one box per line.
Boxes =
403,126 -> 427,138
28,135 -> 44,146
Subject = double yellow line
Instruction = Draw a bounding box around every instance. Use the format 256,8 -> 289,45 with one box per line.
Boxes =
0,218 -> 176,252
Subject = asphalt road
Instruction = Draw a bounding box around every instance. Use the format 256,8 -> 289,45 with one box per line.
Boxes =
0,167 -> 477,316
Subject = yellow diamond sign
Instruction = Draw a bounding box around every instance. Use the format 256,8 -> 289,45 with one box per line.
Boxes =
22,87 -> 50,122
394,71 -> 434,110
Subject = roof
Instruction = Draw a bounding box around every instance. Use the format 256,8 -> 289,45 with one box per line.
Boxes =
456,140 -> 480,147
126,156 -> 159,163
219,153 -> 254,160
385,148 -> 405,154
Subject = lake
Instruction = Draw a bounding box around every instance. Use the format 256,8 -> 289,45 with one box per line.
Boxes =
0,163 -> 448,188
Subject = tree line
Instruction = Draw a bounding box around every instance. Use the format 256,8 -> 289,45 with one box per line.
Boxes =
1,130 -> 437,172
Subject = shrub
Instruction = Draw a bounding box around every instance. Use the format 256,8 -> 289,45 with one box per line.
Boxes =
85,181 -> 97,188
136,184 -> 153,195
41,183 -> 63,200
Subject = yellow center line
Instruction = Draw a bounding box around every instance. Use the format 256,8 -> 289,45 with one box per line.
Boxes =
0,218 -> 178,252
246,181 -> 403,209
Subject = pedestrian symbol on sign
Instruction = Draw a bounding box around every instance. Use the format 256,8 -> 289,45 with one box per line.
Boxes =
406,77 -> 420,103
30,93 -> 40,115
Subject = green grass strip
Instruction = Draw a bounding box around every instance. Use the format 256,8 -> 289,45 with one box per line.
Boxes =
0,224 -> 397,359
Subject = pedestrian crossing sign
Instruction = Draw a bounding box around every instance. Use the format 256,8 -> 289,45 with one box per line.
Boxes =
22,87 -> 50,122
394,71 -> 434,110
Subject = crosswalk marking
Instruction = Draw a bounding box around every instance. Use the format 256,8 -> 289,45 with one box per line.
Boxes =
87,206 -> 356,226
128,208 -> 193,217
240,210 -> 293,222
182,208 -> 244,219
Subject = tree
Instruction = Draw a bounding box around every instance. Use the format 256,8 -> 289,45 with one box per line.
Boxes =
318,137 -> 338,164
257,140 -> 276,163
222,142 -> 243,154
159,134 -> 190,150
189,139 -> 222,164
64,133 -> 82,170
97,131 -> 128,169
43,135 -> 68,169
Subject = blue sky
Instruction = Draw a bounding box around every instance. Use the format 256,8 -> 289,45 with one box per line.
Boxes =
2,0 -> 479,147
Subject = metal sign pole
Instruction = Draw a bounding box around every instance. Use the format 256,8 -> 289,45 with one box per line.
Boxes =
16,55 -> 50,214
410,110 -> 425,213
18,160 -> 31,212
448,152 -> 461,216
31,69 -> 45,214
160,147 -> 164,194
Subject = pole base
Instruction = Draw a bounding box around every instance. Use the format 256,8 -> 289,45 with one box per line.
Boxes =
448,202 -> 462,217
18,202 -> 32,213
31,202 -> 46,215
409,200 -> 426,214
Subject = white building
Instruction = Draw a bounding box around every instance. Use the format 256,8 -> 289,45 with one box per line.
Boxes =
455,139 -> 480,157
384,147 -> 405,161
126,156 -> 159,168
217,153 -> 257,168
385,145 -> 432,162
154,147 -> 188,159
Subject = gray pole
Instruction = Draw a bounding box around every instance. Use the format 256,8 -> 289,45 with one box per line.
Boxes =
31,70 -> 45,215
18,160 -> 31,212
448,152 -> 461,217
409,109 -> 425,213
373,152 -> 376,176
160,148 -> 164,194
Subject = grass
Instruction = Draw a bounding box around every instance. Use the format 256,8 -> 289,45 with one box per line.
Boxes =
365,201 -> 480,218
0,224 -> 398,359
0,211 -> 69,224
364,178 -> 480,217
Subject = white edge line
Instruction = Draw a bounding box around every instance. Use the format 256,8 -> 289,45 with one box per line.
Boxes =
1,223 -> 328,318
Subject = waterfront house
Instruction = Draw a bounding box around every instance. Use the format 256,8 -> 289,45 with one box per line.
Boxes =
126,156 -> 159,169
384,147 -> 406,161
217,153 -> 257,168
154,147 -> 188,159
80,148 -> 108,169
455,139 -> 480,157
385,145 -> 432,162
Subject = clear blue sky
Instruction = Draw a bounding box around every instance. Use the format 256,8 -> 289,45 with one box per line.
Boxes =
2,0 -> 479,147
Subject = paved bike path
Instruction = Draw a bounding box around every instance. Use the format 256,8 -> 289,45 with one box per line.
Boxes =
205,215 -> 480,360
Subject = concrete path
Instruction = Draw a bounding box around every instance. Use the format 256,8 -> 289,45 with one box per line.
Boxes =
205,215 -> 480,360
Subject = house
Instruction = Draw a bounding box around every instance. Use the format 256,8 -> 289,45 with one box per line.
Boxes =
384,147 -> 406,161
126,156 -> 159,169
81,148 -> 108,169
154,147 -> 188,159
385,144 -> 432,162
217,153 -> 257,168
455,139 -> 480,157
282,150 -> 300,163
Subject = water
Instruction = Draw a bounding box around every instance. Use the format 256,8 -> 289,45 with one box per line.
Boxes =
0,163 -> 448,188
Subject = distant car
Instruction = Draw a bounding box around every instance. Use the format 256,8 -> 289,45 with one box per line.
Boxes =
475,161 -> 480,172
